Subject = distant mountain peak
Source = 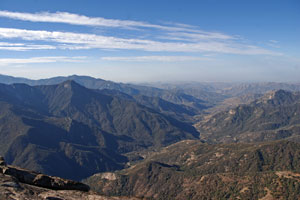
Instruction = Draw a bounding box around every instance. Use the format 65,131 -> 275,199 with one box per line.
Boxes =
258,89 -> 294,105
267,89 -> 292,98
196,89 -> 300,143
67,74 -> 100,80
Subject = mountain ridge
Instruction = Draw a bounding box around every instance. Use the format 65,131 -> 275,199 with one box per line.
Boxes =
0,80 -> 199,180
0,74 -> 209,111
196,89 -> 300,143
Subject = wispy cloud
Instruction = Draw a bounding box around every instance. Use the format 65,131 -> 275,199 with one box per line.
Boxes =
164,32 -> 234,41
101,56 -> 210,62
267,40 -> 280,48
269,40 -> 279,44
0,56 -> 86,66
0,42 -> 56,51
0,10 -> 188,32
0,11 -> 283,56
0,10 -> 235,40
0,27 -> 280,55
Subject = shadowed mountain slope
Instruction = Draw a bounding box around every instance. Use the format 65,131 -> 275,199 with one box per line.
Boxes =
0,74 -> 209,112
0,81 -> 199,180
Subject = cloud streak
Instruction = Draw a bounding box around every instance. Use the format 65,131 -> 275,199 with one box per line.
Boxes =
164,32 -> 234,41
0,56 -> 87,66
0,27 -> 280,55
0,10 -> 234,40
0,11 -> 282,56
0,10 -> 184,31
0,42 -> 56,51
101,56 -> 210,62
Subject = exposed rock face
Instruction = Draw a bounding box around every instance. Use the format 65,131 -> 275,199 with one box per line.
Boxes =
0,157 -> 138,200
0,163 -> 90,192
0,173 -> 137,200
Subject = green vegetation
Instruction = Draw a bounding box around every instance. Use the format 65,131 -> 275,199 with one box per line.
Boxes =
84,140 -> 300,199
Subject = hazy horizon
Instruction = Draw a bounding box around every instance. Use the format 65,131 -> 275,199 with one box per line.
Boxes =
1,73 -> 300,85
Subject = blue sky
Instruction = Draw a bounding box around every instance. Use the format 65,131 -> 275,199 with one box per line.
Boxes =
0,0 -> 299,82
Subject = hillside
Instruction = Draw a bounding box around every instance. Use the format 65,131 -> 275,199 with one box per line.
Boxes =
196,90 -> 300,143
98,89 -> 202,123
0,81 -> 199,180
84,140 -> 300,200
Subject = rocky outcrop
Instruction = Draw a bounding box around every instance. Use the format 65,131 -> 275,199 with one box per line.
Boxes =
0,157 -> 89,192
0,173 -> 138,200
0,157 -> 139,200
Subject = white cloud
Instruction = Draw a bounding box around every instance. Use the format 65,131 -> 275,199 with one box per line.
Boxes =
0,10 -> 187,31
0,27 -> 280,55
0,56 -> 87,66
101,56 -> 210,62
0,11 -> 283,56
0,42 -> 25,46
0,42 -> 56,51
0,10 -> 235,39
164,32 -> 234,41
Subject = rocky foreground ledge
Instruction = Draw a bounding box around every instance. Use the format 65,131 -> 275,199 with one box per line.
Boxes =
0,156 -> 90,192
0,157 -> 138,200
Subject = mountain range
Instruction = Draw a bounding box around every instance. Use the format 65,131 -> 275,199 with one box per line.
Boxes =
0,74 -> 209,112
1,74 -> 300,199
2,73 -> 300,114
0,80 -> 199,180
